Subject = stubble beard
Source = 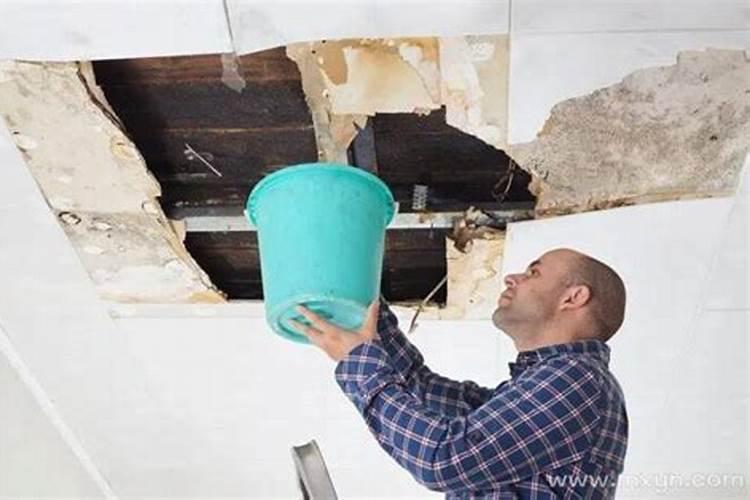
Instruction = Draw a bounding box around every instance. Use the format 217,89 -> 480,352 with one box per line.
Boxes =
492,304 -> 512,333
492,297 -> 548,340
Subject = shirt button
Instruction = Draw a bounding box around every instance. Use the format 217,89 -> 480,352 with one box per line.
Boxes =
468,430 -> 483,443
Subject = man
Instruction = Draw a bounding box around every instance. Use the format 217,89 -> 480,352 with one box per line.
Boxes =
291,247 -> 628,499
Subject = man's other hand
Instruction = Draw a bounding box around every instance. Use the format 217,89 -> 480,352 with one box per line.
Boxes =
289,299 -> 380,362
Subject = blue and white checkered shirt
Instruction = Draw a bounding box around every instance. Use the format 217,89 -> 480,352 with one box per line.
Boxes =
335,299 -> 628,499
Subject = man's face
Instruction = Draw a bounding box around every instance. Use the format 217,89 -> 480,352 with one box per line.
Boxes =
492,250 -> 573,337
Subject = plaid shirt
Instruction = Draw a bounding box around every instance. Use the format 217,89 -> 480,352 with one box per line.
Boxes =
335,299 -> 628,499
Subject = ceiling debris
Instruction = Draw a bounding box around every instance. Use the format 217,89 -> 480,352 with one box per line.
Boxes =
287,35 -> 509,160
440,36 -> 509,150
219,52 -> 247,93
314,38 -> 440,114
61,212 -> 222,303
509,49 -> 750,217
448,206 -> 511,253
0,60 -> 224,303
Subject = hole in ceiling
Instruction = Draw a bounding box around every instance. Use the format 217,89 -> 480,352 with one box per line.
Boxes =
92,47 -> 535,304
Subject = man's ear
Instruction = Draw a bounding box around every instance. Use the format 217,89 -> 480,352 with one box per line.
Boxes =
560,284 -> 591,310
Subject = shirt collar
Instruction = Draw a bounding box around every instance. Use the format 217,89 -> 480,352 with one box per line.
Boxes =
507,338 -> 610,378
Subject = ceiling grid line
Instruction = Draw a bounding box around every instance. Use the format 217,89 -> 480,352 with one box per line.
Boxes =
0,320 -> 118,500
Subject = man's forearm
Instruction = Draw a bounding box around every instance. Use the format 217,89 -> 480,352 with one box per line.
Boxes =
374,297 -> 494,417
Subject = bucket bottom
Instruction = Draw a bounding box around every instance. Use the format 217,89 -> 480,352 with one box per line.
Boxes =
269,294 -> 369,344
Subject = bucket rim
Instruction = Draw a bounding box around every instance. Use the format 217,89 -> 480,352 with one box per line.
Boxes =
246,163 -> 396,226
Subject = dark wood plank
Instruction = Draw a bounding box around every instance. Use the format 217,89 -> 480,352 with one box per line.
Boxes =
213,282 -> 262,299
133,127 -> 317,181
186,231 -> 258,248
371,110 -> 534,206
185,233 -> 262,298
382,268 -> 447,304
99,80 -> 312,130
375,132 -> 513,183
374,108 -> 453,134
184,248 -> 261,271
93,48 -> 300,85
386,229 -> 446,250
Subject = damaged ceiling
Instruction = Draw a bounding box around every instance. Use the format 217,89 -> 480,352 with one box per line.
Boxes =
0,34 -> 747,314
0,60 -> 222,303
286,36 -> 510,161
90,43 -> 534,305
512,49 -> 750,217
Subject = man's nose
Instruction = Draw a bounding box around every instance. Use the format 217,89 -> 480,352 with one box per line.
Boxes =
504,273 -> 521,288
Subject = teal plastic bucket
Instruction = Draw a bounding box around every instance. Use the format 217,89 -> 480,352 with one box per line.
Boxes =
246,163 -> 396,344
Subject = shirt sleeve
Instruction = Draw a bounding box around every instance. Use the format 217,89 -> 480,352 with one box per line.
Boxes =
335,341 -> 602,493
374,296 -> 494,417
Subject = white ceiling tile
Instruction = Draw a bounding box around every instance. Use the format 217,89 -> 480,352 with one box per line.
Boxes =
511,0 -> 750,34
703,197 -> 748,311
227,0 -> 510,54
0,347 -> 105,498
0,1 -> 232,61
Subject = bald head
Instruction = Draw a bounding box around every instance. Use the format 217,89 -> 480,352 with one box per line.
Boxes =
561,251 -> 627,342
494,248 -> 627,347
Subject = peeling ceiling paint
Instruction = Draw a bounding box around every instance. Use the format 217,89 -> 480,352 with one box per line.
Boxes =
444,231 -> 505,320
440,36 -> 509,150
0,61 -> 160,213
0,60 -> 224,303
286,43 -> 367,163
510,49 -> 750,216
288,35 -> 510,159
